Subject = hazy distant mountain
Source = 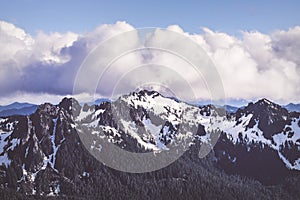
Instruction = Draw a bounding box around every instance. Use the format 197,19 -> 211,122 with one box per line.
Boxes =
83,98 -> 112,106
0,102 -> 35,112
191,101 -> 244,114
0,92 -> 299,199
0,102 -> 37,117
215,104 -> 240,113
94,98 -> 111,105
284,103 -> 300,112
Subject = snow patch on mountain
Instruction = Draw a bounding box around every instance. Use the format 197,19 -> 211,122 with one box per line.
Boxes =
121,119 -> 161,151
273,117 -> 300,145
212,114 -> 271,145
76,106 -> 94,121
0,131 -> 13,167
143,118 -> 168,150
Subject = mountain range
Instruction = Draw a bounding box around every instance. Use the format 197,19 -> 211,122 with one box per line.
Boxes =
284,103 -> 300,112
0,102 -> 37,117
0,90 -> 299,199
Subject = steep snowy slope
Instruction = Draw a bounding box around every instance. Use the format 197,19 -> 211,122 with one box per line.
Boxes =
0,90 -> 299,197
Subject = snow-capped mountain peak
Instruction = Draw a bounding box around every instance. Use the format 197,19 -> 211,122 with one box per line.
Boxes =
0,92 -> 300,195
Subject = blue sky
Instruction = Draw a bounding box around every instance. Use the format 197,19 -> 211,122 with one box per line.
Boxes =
1,0 -> 300,35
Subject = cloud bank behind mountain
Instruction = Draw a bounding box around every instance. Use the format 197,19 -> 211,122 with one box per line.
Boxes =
0,20 -> 300,105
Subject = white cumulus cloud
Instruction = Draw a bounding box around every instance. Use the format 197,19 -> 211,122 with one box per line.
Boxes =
0,20 -> 300,104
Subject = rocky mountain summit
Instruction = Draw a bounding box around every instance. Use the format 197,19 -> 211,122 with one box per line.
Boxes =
0,90 -> 299,199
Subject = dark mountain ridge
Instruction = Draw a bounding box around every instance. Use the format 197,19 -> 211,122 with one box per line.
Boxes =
0,92 -> 299,199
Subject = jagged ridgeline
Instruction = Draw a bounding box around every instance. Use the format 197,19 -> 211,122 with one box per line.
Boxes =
0,90 -> 300,199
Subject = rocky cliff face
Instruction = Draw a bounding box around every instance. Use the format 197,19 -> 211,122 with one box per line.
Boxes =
0,91 -> 299,199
